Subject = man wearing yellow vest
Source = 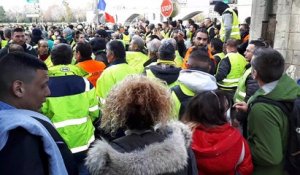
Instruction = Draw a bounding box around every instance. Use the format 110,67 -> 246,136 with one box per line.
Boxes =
232,40 -> 266,136
215,39 -> 247,98
126,35 -> 149,73
214,2 -> 240,43
144,39 -> 181,88
41,43 -> 99,174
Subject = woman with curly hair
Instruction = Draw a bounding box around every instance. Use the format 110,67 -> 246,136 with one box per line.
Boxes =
182,90 -> 253,175
85,75 -> 198,175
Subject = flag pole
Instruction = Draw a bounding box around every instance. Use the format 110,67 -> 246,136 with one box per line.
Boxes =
95,0 -> 99,25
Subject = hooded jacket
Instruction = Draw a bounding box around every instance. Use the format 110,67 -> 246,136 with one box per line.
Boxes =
172,70 -> 217,118
85,121 -> 198,175
145,60 -> 181,87
192,123 -> 253,175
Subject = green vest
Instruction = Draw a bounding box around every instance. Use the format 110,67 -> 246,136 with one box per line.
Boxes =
220,8 -> 240,42
172,83 -> 195,119
233,67 -> 252,103
42,64 -> 99,153
1,40 -> 8,48
122,34 -> 130,45
126,51 -> 149,73
215,52 -> 226,60
96,63 -> 137,103
174,50 -> 183,68
217,52 -> 247,89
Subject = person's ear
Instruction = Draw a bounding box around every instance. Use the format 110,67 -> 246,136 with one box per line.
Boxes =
252,69 -> 258,80
12,80 -> 25,98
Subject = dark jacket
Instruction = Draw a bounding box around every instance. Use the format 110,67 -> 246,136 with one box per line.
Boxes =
145,62 -> 181,86
86,121 -> 198,175
0,43 -> 38,58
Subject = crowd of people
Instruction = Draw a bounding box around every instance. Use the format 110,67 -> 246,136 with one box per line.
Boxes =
0,1 -> 299,175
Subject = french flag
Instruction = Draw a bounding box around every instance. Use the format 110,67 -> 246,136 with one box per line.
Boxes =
97,0 -> 106,11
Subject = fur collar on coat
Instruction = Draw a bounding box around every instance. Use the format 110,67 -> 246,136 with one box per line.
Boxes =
85,121 -> 192,175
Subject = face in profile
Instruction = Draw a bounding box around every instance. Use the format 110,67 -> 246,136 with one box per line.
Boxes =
22,69 -> 50,112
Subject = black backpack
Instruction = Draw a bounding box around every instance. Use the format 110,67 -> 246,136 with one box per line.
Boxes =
171,85 -> 194,120
250,96 -> 300,175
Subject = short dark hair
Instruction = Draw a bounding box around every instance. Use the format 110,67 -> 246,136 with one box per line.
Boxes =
107,40 -> 126,61
189,48 -> 210,72
188,48 -> 211,72
89,37 -> 106,53
183,90 -> 229,126
210,38 -> 223,53
195,28 -> 208,37
251,47 -> 285,83
76,42 -> 92,61
158,41 -> 175,61
249,39 -> 268,48
226,39 -> 238,48
13,27 -> 24,33
51,43 -> 73,65
0,52 -> 47,96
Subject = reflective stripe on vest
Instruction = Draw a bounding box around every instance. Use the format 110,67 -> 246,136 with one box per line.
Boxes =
233,67 -> 252,103
217,53 -> 247,89
220,8 -> 240,42
53,116 -> 88,129
70,135 -> 95,153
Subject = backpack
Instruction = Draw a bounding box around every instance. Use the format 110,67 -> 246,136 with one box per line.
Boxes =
171,85 -> 193,120
250,96 -> 300,174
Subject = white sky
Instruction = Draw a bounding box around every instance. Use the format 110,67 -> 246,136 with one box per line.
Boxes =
0,0 -> 94,10
0,0 -> 163,11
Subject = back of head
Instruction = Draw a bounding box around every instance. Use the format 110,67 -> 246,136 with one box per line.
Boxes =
147,38 -> 161,54
158,41 -> 175,61
214,2 -> 229,15
89,37 -> 106,53
3,28 -> 12,39
226,39 -> 238,48
188,48 -> 211,72
51,43 -> 73,65
8,44 -> 24,53
107,40 -> 126,61
210,38 -> 223,53
252,47 -> 285,83
76,42 -> 92,61
131,35 -> 145,51
183,90 -> 229,126
101,75 -> 172,133
0,52 -> 47,97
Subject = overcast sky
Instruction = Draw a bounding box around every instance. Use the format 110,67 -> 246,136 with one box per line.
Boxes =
0,0 -> 95,10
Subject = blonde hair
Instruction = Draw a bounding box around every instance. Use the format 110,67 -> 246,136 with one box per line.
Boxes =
101,75 -> 173,134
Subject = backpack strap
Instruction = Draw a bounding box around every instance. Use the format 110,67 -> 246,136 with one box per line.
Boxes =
249,96 -> 292,115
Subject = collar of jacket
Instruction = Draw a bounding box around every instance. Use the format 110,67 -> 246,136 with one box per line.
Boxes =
86,121 -> 192,175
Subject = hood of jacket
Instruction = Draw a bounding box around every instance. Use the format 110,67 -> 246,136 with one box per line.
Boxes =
178,69 -> 217,93
149,64 -> 181,85
192,123 -> 242,156
85,121 -> 192,175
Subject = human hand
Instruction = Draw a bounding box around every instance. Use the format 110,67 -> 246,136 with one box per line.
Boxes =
233,102 -> 248,113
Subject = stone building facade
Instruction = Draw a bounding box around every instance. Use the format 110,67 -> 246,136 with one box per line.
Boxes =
251,0 -> 300,80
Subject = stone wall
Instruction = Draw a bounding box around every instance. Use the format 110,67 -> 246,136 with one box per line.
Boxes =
251,0 -> 300,80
